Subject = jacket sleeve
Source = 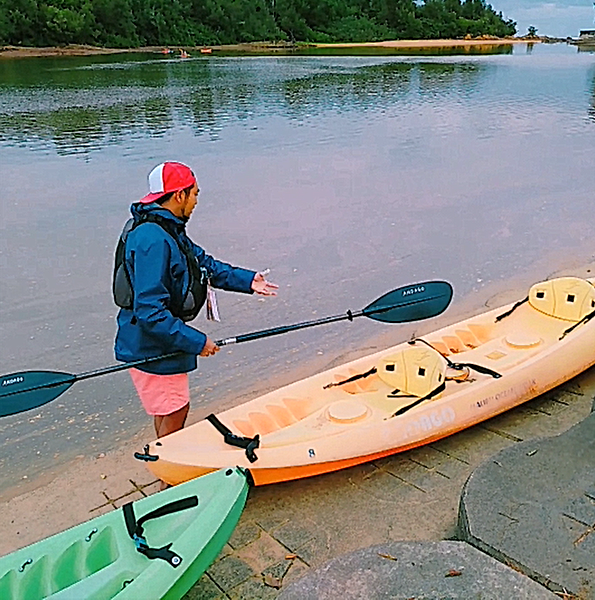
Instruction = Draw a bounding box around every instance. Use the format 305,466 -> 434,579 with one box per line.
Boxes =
191,242 -> 256,293
131,231 -> 207,355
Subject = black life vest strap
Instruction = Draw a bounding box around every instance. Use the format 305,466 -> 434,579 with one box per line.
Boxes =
409,338 -> 501,379
206,414 -> 260,463
389,381 -> 447,418
134,213 -> 208,320
122,495 -> 198,567
114,212 -> 208,321
494,296 -> 529,322
323,367 -> 377,389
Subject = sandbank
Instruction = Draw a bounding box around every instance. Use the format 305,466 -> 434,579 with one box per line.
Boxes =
0,37 -> 539,59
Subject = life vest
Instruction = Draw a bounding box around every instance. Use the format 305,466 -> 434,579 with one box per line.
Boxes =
112,213 -> 208,322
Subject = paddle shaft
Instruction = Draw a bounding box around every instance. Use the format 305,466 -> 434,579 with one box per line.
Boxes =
0,281 -> 453,413
4,302 -> 415,395
85,290 -> 447,376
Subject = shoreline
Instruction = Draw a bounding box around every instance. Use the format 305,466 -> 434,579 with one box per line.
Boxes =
0,37 -> 542,59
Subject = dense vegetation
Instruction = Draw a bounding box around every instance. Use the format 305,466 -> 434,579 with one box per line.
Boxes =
0,0 -> 516,48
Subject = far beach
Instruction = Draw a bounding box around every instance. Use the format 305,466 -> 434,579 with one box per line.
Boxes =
0,36 -> 540,59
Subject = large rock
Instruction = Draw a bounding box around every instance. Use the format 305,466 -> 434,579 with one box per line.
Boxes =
278,541 -> 555,599
459,411 -> 595,597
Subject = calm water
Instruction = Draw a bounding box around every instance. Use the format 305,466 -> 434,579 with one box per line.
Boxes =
1,42 -> 594,496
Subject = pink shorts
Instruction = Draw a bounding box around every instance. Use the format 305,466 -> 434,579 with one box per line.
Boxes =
129,369 -> 190,416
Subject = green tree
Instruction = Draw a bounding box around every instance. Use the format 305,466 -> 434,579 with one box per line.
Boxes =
0,0 -> 517,47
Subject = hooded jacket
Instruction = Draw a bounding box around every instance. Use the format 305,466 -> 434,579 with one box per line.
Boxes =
114,203 -> 255,374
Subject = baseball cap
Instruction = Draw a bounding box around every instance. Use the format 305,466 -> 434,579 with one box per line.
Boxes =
139,162 -> 197,204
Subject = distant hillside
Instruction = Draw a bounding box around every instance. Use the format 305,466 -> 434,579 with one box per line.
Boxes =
0,0 -> 516,48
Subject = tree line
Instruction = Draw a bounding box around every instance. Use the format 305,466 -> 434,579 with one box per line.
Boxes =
0,0 -> 516,48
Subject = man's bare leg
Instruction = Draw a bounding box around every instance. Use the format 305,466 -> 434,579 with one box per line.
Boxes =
153,404 -> 190,489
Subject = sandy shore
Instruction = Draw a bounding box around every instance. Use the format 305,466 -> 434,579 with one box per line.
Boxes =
314,37 -> 534,49
0,37 -> 538,59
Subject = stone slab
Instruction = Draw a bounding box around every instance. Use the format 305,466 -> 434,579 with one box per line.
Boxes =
277,541 -> 556,600
459,411 -> 595,598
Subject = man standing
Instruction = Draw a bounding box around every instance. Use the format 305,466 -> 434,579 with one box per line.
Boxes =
114,161 -> 277,450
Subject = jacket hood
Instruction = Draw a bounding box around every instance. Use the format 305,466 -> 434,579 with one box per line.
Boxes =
130,202 -> 186,232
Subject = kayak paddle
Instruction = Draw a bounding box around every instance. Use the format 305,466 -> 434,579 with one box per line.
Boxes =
0,280 -> 453,417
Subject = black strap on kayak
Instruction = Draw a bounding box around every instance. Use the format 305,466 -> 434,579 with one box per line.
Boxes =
409,338 -> 501,380
389,381 -> 447,417
122,495 -> 198,567
323,367 -> 377,389
206,414 -> 260,463
559,308 -> 595,340
386,390 -> 416,399
134,444 -> 159,462
494,296 -> 529,322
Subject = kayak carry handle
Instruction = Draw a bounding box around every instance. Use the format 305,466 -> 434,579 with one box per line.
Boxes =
134,444 -> 159,462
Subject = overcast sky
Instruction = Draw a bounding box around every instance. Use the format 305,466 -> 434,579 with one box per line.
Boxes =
492,0 -> 595,37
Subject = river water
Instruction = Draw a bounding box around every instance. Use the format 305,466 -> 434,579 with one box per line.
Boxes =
0,42 -> 594,496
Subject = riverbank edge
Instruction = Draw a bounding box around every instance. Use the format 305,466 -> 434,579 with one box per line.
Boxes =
0,37 -> 542,59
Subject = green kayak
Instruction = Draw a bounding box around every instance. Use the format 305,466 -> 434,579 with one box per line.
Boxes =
0,467 -> 250,600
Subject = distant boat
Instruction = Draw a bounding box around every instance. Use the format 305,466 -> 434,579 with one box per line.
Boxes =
200,48 -> 213,54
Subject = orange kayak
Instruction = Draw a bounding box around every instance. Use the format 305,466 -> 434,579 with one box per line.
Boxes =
139,276 -> 595,486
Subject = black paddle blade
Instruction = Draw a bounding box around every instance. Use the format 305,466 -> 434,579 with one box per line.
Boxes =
363,281 -> 453,323
0,371 -> 75,417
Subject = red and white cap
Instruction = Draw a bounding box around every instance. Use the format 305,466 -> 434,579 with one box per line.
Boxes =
139,161 -> 197,204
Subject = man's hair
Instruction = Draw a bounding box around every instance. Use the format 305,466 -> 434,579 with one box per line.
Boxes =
155,183 -> 195,205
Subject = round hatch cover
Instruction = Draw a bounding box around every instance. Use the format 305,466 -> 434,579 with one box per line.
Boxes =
328,400 -> 369,423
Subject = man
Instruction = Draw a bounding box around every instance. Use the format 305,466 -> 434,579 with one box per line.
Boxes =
114,161 -> 277,449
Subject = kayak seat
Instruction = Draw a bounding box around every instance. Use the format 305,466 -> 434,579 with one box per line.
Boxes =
528,277 -> 595,322
377,345 -> 447,399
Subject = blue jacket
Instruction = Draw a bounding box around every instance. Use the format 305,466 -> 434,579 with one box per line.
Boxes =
114,203 -> 256,374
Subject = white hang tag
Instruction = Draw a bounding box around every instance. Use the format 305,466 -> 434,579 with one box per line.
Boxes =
206,284 -> 221,322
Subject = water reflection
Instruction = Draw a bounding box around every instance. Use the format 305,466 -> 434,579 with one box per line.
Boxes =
0,57 -> 489,155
